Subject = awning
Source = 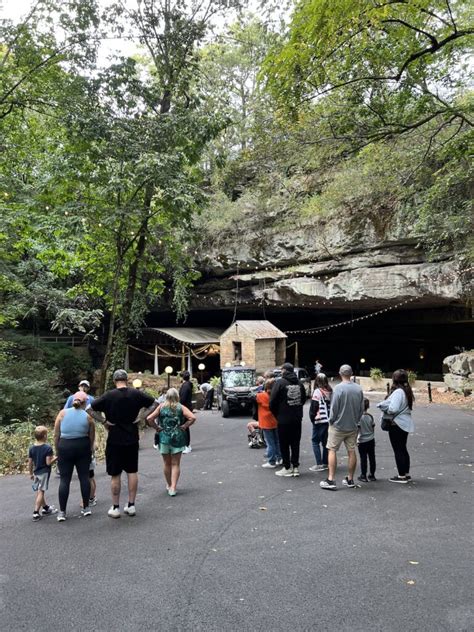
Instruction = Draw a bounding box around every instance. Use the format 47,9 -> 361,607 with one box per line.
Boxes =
143,327 -> 224,345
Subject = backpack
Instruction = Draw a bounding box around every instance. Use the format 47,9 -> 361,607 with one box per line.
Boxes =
247,428 -> 266,449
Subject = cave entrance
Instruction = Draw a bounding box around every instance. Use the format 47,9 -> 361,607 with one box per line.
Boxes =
144,305 -> 472,380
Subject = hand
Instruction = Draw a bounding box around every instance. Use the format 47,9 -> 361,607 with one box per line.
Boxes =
104,421 -> 116,429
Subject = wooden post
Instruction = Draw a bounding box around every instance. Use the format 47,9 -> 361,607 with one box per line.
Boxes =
154,345 -> 159,376
124,345 -> 130,371
187,349 -> 193,377
294,341 -> 299,368
181,343 -> 186,372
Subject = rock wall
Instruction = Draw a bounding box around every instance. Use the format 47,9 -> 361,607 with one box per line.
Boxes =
193,206 -> 470,311
443,352 -> 474,394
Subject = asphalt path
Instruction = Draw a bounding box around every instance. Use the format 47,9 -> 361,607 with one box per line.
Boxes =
0,398 -> 473,632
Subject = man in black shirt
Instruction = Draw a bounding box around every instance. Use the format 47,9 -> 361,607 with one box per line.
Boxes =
179,371 -> 194,453
270,363 -> 306,478
90,369 -> 155,518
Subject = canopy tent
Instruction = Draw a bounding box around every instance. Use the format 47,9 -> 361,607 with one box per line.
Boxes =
128,327 -> 225,377
144,327 -> 224,345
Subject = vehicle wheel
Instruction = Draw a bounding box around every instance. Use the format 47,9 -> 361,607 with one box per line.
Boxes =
221,401 -> 230,418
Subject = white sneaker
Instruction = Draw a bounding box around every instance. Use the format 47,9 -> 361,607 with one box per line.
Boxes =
262,462 -> 276,469
81,506 -> 92,517
124,504 -> 136,516
153,444 -> 159,450
309,464 -> 327,472
292,467 -> 300,477
183,446 -> 192,454
57,511 -> 66,522
275,467 -> 293,477
275,458 -> 283,466
108,506 -> 121,519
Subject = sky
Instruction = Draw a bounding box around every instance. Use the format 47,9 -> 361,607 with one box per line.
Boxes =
1,0 -> 287,63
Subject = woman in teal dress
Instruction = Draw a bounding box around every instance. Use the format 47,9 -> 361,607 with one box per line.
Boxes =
147,388 -> 196,496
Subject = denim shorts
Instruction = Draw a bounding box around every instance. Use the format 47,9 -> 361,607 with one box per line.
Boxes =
32,472 -> 50,492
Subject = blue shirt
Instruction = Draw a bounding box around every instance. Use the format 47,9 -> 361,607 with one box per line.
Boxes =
64,394 -> 94,409
60,408 -> 90,439
28,443 -> 53,475
377,389 -> 414,433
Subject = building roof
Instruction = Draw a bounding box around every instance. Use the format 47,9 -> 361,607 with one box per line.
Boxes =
222,320 -> 287,340
144,327 -> 224,345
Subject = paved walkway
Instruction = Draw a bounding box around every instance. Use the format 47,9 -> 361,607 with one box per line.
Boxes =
0,400 -> 473,631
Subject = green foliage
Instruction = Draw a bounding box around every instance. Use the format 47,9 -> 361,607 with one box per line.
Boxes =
370,367 -> 384,382
407,370 -> 418,385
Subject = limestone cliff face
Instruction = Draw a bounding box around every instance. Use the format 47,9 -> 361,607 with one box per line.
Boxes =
192,206 -> 468,311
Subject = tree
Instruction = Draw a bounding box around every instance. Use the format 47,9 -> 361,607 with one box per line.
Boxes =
263,0 -> 473,148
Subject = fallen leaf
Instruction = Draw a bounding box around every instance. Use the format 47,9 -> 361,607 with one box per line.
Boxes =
408,561 -> 419,565
406,580 -> 416,585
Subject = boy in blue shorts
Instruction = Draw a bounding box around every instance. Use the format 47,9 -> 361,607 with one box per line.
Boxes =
28,426 -> 57,521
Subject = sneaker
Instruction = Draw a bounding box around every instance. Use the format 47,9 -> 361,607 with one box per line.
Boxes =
32,512 -> 41,521
309,464 -> 327,472
89,497 -> 97,506
262,462 -> 276,469
342,477 -> 355,488
108,506 -> 121,519
81,506 -> 92,517
389,476 -> 408,484
275,467 -> 293,477
183,446 -> 192,454
358,475 -> 368,483
153,444 -> 159,450
292,467 -> 300,477
167,489 -> 177,497
41,505 -> 58,516
124,504 -> 136,516
368,475 -> 377,482
57,511 -> 67,522
275,458 -> 283,466
320,479 -> 337,490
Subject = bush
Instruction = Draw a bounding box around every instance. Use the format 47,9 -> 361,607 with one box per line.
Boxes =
370,367 -> 384,382
407,370 -> 417,385
0,360 -> 61,426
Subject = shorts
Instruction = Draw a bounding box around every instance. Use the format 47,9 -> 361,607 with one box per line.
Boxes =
159,443 -> 184,455
32,472 -> 50,492
326,427 -> 358,452
106,443 -> 139,476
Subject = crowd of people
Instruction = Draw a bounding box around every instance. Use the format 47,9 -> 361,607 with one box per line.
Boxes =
249,362 -> 415,490
27,362 -> 415,521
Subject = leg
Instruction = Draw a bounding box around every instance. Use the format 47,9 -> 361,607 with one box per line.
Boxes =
389,425 -> 409,476
347,449 -> 357,480
58,447 -> 75,513
127,473 -> 138,504
320,424 -> 329,465
277,425 -> 291,470
90,476 -> 97,499
111,475 -> 121,505
311,423 -> 322,465
328,449 -> 337,481
358,443 -> 368,477
34,490 -> 45,513
170,452 -> 182,491
367,439 -> 376,476
75,446 -> 91,509
290,422 -> 302,468
162,454 -> 172,487
184,427 -> 191,448
262,429 -> 277,464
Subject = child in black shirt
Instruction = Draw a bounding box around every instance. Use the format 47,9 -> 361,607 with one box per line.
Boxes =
28,426 -> 57,521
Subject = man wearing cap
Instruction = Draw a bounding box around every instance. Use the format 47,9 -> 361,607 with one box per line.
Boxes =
270,362 -> 306,477
90,369 -> 156,518
320,364 -> 364,491
64,380 -> 94,409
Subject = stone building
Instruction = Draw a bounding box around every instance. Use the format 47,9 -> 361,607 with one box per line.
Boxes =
220,320 -> 287,374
